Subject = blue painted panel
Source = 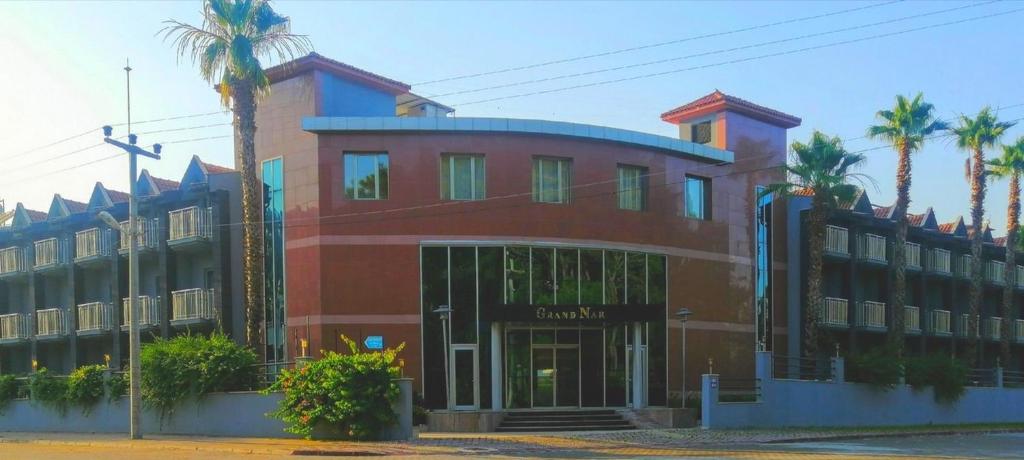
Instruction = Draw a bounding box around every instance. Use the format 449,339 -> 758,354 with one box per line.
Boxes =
319,71 -> 396,117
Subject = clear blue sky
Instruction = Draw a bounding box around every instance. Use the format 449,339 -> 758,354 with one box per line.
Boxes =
1,1 -> 1023,233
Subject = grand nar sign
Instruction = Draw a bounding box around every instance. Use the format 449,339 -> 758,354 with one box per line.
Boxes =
483,304 -> 665,323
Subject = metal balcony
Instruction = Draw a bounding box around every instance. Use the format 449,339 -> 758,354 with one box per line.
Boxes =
956,313 -> 978,338
985,261 -> 1006,285
170,288 -> 216,326
926,248 -> 951,275
0,246 -> 28,279
118,218 -> 160,255
820,297 -> 848,328
856,233 -> 887,264
905,306 -> 921,334
856,301 -> 887,330
983,317 -> 1002,341
168,206 -> 213,250
36,308 -> 68,340
77,302 -> 113,336
121,296 -> 162,330
33,238 -> 70,273
953,254 -> 973,279
824,225 -> 850,257
1017,265 -> 1024,290
905,242 -> 922,270
0,313 -> 31,344
74,228 -> 113,267
928,309 -> 952,336
1016,319 -> 1024,344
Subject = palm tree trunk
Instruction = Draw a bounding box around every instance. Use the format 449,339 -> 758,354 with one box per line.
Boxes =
232,81 -> 266,356
1001,172 -> 1019,367
890,142 -> 910,354
967,146 -> 986,367
804,195 -> 828,359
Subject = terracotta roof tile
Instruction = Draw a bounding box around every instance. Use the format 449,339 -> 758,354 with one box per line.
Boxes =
873,205 -> 893,219
200,160 -> 234,174
107,189 -> 129,204
908,212 -> 926,227
151,176 -> 180,192
993,236 -> 1007,247
265,52 -> 411,94
661,90 -> 801,128
64,199 -> 87,214
25,209 -> 47,222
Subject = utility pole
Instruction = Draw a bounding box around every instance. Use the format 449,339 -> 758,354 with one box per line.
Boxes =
101,59 -> 161,440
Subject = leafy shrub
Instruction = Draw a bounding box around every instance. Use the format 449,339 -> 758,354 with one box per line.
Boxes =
905,354 -> 967,404
0,374 -> 19,413
66,365 -> 106,413
29,368 -> 69,413
141,332 -> 258,417
412,391 -> 427,426
268,335 -> 405,440
106,372 -> 128,402
846,345 -> 902,390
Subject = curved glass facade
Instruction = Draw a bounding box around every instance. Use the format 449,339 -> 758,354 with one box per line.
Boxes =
421,244 -> 667,409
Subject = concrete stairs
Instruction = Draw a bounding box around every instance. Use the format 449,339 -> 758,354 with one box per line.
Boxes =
495,410 -> 636,432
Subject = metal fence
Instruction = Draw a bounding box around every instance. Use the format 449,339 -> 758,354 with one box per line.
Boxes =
822,297 -> 848,327
171,288 -> 216,322
857,233 -> 887,262
74,228 -> 112,260
0,246 -> 26,275
121,296 -> 162,328
856,301 -> 886,329
905,242 -> 921,269
77,302 -> 113,332
0,313 -> 31,340
825,225 -> 849,255
1004,370 -> 1024,388
966,368 -> 997,387
771,354 -> 832,381
36,308 -> 67,336
926,248 -> 950,274
717,378 -> 761,403
119,217 -> 160,250
168,206 -> 213,241
33,238 -> 69,268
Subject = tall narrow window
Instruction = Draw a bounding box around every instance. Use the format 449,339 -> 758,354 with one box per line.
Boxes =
684,175 -> 711,220
617,165 -> 648,211
441,154 -> 486,200
532,157 -> 572,204
261,158 -> 286,365
344,152 -> 389,200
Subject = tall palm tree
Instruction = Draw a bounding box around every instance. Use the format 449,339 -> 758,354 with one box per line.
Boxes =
763,131 -> 867,358
952,107 -> 1016,366
866,93 -> 947,355
164,0 -> 311,351
987,137 -> 1024,367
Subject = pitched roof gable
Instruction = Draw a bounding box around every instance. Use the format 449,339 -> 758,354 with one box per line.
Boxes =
86,182 -> 129,212
47,194 -> 86,220
661,90 -> 801,128
265,52 -> 411,94
137,170 -> 181,196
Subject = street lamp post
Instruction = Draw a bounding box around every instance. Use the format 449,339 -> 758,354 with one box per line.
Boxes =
675,308 -> 693,409
433,305 -> 452,410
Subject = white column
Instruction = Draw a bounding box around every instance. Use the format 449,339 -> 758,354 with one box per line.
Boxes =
491,322 -> 503,410
632,321 -> 645,409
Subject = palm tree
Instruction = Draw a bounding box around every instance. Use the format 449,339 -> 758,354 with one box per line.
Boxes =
866,93 -> 947,354
763,131 -> 868,358
952,107 -> 1016,366
163,0 -> 311,351
987,137 -> 1024,367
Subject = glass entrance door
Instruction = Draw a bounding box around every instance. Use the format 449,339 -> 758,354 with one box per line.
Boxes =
451,345 -> 479,410
531,345 -> 579,408
532,348 -> 555,407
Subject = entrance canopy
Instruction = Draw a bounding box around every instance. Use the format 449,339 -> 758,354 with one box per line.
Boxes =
483,304 -> 665,323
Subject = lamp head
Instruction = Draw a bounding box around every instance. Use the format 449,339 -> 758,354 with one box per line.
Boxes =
102,125 -> 113,138
96,211 -> 120,229
152,143 -> 162,155
675,308 -> 693,322
128,133 -> 137,145
433,305 -> 452,319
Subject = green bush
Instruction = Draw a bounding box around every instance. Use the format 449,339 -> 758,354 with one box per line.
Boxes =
846,345 -> 902,390
0,374 -> 19,413
412,391 -> 427,426
66,365 -> 106,413
29,368 -> 69,413
905,354 -> 967,404
141,332 -> 258,417
106,372 -> 128,402
267,335 -> 405,440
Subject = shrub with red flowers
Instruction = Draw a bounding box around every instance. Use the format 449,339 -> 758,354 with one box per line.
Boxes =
267,335 -> 405,440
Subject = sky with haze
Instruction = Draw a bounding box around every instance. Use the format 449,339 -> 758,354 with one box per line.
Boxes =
1,1 -> 1023,233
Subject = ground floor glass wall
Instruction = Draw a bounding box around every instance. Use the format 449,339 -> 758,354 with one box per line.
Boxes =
421,244 -> 666,409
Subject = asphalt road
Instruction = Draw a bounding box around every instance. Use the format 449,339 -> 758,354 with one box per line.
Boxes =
750,432 -> 1024,459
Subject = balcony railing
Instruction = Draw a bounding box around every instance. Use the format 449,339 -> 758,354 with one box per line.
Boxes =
857,233 -> 887,263
171,288 -> 216,322
74,228 -> 112,261
953,254 -> 973,278
905,242 -> 922,269
1018,266 -> 1024,289
825,225 -> 849,255
168,206 -> 213,242
1016,319 -> 1024,343
905,306 -> 921,333
929,309 -> 951,335
983,317 -> 1002,340
821,297 -> 848,327
927,248 -> 951,274
121,296 -> 162,329
0,313 -> 31,341
36,308 -> 67,337
119,218 -> 160,252
33,237 -> 69,269
77,302 -> 113,333
856,301 -> 887,329
985,261 -> 1006,285
956,313 -> 979,338
0,246 -> 27,276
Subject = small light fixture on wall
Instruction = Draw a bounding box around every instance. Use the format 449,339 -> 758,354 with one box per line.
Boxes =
104,354 -> 112,368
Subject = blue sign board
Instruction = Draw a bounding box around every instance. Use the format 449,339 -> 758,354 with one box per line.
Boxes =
364,335 -> 384,350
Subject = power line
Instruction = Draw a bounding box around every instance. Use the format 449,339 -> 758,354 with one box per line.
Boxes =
450,7 -> 1024,107
412,0 -> 903,86
426,1 -> 996,100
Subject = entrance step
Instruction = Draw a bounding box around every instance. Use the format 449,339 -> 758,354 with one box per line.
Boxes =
496,410 -> 636,432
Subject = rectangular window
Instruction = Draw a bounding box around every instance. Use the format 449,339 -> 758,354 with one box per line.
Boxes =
441,154 -> 485,200
532,157 -> 572,204
617,165 -> 648,211
343,152 -> 389,200
684,175 -> 711,220
692,121 -> 712,145
261,157 -> 286,365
